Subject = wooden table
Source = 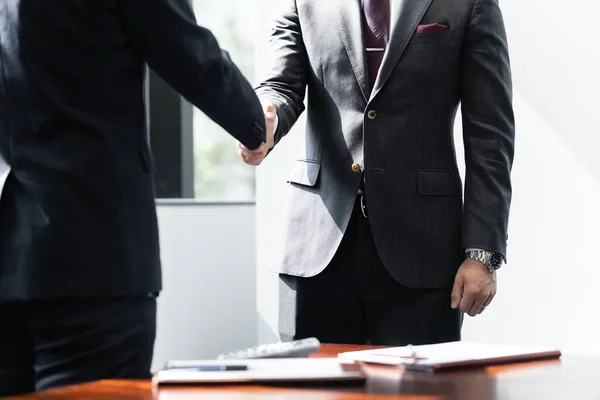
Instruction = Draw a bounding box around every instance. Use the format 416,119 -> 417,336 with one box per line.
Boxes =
9,344 -> 600,400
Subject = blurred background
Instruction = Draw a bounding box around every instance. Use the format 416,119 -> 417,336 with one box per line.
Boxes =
149,0 -> 600,372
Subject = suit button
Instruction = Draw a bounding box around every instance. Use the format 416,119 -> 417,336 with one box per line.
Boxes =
367,110 -> 377,120
351,163 -> 362,173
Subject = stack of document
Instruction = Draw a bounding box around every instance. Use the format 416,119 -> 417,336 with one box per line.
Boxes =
338,341 -> 562,372
153,358 -> 366,386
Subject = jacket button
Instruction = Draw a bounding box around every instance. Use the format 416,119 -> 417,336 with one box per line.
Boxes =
351,163 -> 362,173
367,110 -> 377,120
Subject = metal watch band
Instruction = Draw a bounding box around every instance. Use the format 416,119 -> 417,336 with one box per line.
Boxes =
465,250 -> 503,272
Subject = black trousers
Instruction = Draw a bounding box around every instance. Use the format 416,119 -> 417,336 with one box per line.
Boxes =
0,294 -> 156,397
279,197 -> 462,346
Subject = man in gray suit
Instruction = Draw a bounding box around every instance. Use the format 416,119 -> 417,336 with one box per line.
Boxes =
239,0 -> 515,345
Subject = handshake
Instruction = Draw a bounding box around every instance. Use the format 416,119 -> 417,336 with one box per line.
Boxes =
237,103 -> 276,166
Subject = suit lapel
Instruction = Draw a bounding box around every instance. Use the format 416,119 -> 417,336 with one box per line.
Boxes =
335,0 -> 370,102
370,0 -> 433,101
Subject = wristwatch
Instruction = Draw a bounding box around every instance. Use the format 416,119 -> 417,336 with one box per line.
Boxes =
465,250 -> 503,273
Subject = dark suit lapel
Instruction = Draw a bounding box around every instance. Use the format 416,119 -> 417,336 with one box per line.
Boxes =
370,0 -> 433,101
335,0 -> 370,101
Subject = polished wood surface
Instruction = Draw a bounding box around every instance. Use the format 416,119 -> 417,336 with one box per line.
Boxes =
9,344 -> 600,400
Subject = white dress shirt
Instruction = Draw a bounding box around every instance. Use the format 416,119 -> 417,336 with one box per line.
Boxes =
0,152 -> 9,200
389,0 -> 402,32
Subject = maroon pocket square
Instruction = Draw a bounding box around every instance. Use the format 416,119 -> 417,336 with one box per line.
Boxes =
416,23 -> 449,33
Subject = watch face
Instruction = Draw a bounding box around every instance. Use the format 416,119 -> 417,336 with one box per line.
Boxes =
466,251 -> 502,270
490,253 -> 503,269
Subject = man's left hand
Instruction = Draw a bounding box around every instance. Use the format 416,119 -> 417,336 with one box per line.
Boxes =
450,258 -> 497,317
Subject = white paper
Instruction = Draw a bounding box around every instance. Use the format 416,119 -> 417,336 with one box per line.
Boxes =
338,341 -> 561,368
155,358 -> 365,384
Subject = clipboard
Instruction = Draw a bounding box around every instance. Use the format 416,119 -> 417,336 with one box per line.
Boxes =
153,358 -> 367,386
338,341 -> 562,372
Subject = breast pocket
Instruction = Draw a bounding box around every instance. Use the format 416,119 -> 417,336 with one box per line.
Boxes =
408,30 -> 456,46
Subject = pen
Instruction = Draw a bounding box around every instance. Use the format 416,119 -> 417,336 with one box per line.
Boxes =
369,344 -> 428,362
167,365 -> 248,371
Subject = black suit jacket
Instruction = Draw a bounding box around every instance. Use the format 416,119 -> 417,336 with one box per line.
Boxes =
0,0 -> 266,301
257,0 -> 514,287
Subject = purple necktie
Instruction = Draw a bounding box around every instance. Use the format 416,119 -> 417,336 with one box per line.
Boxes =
363,0 -> 390,88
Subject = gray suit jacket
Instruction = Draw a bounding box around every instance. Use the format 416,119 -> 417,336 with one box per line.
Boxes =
256,0 -> 515,288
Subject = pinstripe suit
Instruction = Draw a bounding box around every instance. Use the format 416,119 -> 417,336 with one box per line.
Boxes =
256,0 -> 514,344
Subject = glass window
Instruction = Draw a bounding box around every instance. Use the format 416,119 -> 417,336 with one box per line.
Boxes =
191,0 -> 258,201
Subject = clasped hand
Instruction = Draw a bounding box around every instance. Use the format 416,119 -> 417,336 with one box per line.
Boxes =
237,103 -> 275,165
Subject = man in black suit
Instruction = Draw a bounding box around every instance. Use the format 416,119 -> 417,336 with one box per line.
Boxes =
239,0 -> 514,345
0,0 -> 271,396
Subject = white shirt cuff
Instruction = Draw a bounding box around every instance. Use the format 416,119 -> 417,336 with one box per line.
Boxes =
273,113 -> 279,135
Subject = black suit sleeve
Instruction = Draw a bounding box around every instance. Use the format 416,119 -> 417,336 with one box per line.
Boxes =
255,0 -> 308,146
460,0 -> 515,260
117,0 -> 265,150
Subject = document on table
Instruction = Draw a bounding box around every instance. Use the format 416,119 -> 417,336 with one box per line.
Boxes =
153,358 -> 366,386
338,341 -> 561,372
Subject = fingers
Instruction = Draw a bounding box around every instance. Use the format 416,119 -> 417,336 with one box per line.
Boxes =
263,103 -> 276,150
264,103 -> 276,121
453,275 -> 491,317
476,295 -> 492,315
452,260 -> 497,317
450,273 -> 464,310
237,141 -> 267,166
237,102 -> 276,166
467,286 -> 492,317
477,288 -> 497,315
463,281 -> 497,316
237,142 -> 250,163
458,283 -> 478,316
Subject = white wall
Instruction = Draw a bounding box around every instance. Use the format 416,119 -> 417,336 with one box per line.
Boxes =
254,0 -> 295,344
255,0 -> 600,354
152,203 -> 257,372
461,0 -> 600,354
256,119 -> 305,344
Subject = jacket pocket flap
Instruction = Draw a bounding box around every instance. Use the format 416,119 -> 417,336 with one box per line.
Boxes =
287,159 -> 321,187
409,30 -> 455,46
417,170 -> 462,196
